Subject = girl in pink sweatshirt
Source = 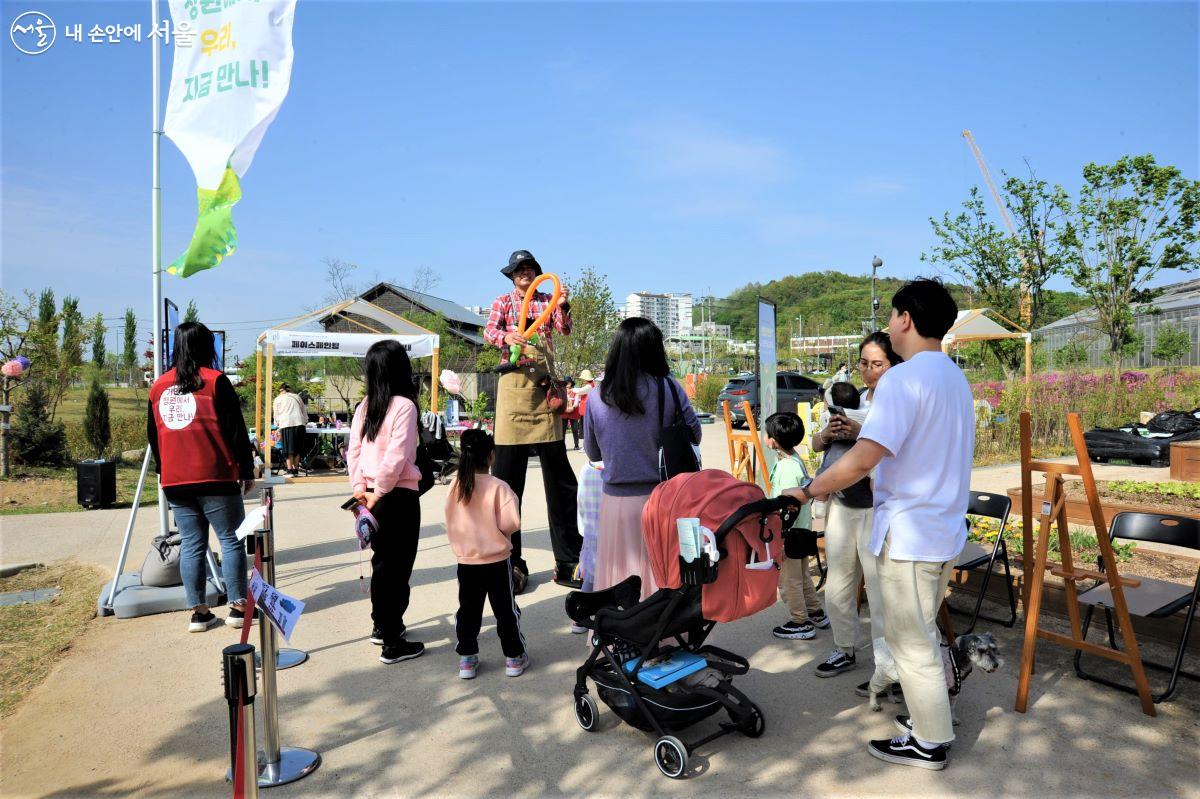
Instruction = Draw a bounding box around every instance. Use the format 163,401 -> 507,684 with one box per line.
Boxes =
347,340 -> 424,666
444,430 -> 529,679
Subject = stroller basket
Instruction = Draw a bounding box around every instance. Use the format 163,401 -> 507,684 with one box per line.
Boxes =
592,662 -> 724,732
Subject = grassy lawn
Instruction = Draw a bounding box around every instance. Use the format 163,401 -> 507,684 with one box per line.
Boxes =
0,561 -> 107,717
0,465 -> 159,515
56,384 -> 145,424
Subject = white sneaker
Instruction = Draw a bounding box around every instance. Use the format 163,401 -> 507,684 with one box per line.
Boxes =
569,623 -> 587,634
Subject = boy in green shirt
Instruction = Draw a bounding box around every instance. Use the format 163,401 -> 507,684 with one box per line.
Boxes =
764,412 -> 828,639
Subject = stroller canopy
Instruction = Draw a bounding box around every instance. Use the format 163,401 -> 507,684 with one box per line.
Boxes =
642,470 -> 784,623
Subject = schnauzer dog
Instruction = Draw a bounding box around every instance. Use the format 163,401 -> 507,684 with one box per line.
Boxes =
868,632 -> 1004,719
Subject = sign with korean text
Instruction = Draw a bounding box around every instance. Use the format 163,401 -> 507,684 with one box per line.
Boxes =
264,330 -> 439,359
249,567 -> 304,642
164,0 -> 297,278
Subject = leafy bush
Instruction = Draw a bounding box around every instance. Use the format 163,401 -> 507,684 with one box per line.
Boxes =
11,381 -> 68,466
692,374 -> 724,415
83,379 -> 111,458
65,415 -> 147,462
972,369 -> 1200,463
1108,480 -> 1200,501
968,515 -> 1135,562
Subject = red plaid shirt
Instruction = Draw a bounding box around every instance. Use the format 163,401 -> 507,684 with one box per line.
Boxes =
484,289 -> 572,349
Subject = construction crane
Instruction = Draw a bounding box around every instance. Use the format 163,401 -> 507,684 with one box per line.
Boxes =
962,129 -> 1033,328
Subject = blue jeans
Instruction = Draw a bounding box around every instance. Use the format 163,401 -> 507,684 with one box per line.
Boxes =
169,494 -> 248,608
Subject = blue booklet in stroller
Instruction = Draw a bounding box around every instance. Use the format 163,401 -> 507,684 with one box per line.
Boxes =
623,650 -> 708,689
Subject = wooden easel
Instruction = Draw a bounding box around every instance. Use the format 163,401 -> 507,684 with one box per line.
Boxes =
1014,411 -> 1156,716
722,400 -> 773,493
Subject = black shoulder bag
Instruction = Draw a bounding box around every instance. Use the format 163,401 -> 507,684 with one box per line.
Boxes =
657,377 -> 700,481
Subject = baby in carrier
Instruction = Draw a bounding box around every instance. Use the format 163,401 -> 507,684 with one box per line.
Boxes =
811,382 -> 872,519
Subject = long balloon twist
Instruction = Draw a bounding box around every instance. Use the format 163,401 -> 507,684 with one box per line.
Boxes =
509,273 -> 563,363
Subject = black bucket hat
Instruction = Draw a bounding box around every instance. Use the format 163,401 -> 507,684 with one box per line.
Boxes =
501,250 -> 542,279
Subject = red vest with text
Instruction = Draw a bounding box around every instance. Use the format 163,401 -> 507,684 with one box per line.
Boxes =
150,367 -> 238,488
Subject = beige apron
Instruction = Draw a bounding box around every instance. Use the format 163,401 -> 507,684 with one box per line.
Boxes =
494,348 -> 563,446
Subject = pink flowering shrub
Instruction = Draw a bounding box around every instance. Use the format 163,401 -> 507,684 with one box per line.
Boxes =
972,369 -> 1200,462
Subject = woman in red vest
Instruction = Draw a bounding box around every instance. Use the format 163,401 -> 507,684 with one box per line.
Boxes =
147,322 -> 256,633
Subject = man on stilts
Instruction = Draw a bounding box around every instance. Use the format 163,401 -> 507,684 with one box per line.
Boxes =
484,250 -> 583,593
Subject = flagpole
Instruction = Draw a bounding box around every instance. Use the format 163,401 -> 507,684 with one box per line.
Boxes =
152,0 -> 169,537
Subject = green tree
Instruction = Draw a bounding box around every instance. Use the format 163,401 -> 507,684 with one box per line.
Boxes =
0,291 -> 38,477
184,300 -> 200,323
554,266 -> 619,379
11,379 -> 68,466
90,313 -> 107,369
1060,155 -> 1200,359
31,288 -> 59,392
1151,322 -> 1191,369
84,377 -> 111,458
49,295 -> 87,418
122,308 -> 138,386
1001,167 -> 1072,328
1054,339 -> 1090,370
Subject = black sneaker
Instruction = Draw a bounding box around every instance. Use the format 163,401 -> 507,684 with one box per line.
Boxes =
892,715 -> 952,748
379,639 -> 425,664
809,610 -> 831,629
553,563 -> 583,590
867,734 -> 947,770
773,620 -> 817,640
856,681 -> 904,699
188,610 -> 218,633
815,650 -> 856,677
512,565 -> 529,595
370,624 -> 405,646
225,607 -> 257,629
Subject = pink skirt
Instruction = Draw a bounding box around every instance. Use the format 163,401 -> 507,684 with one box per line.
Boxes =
593,490 -> 659,601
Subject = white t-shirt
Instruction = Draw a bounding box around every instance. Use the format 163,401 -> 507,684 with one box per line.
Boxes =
859,351 -> 975,562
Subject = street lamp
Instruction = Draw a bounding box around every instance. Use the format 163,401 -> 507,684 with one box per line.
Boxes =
870,256 -> 883,330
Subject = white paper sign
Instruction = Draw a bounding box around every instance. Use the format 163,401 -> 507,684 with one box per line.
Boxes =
249,568 -> 304,642
235,504 -> 269,541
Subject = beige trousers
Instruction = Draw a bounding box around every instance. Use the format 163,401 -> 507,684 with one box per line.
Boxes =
779,556 -> 823,624
876,536 -> 956,744
823,500 -> 884,657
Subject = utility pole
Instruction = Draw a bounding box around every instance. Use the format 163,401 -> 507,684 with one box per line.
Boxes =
871,255 -> 883,331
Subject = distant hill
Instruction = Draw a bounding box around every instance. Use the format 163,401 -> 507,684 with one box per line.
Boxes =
705,271 -> 1091,340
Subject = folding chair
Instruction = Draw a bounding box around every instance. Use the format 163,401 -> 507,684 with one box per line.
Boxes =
949,492 -> 1017,634
1073,512 -> 1200,704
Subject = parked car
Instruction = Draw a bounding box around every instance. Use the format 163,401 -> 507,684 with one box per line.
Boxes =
717,371 -> 823,427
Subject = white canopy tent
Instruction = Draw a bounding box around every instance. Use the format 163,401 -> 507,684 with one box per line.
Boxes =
255,299 -> 440,476
942,307 -> 1032,392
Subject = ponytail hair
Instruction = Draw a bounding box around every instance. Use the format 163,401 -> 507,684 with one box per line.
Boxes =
454,428 -> 495,504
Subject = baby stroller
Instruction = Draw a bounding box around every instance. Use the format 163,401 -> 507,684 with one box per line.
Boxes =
566,470 -> 800,779
419,411 -> 459,484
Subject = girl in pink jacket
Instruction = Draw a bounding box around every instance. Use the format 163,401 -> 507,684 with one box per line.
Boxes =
444,430 -> 529,679
347,340 -> 424,666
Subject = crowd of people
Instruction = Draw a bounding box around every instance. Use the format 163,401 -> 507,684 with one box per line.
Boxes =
147,254 -> 974,772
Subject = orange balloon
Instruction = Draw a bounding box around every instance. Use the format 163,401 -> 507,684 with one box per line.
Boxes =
517,273 -> 563,338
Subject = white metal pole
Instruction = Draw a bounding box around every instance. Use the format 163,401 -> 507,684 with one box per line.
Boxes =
152,0 -> 169,537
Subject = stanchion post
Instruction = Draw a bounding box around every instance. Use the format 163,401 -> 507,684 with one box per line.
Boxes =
223,643 -> 259,799
251,486 -> 320,788
256,486 -> 307,671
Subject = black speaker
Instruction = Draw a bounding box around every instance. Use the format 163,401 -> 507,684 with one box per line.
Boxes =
76,460 -> 117,509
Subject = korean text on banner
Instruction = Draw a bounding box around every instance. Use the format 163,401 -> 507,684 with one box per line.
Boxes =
163,0 -> 297,278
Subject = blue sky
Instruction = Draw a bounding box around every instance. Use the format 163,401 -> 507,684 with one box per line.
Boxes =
3,1 -> 1197,358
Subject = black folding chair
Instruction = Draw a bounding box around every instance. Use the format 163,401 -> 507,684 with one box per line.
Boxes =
1073,512 -> 1200,704
949,492 -> 1017,634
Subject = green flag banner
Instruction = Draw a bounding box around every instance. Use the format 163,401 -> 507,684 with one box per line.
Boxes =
163,0 -> 297,278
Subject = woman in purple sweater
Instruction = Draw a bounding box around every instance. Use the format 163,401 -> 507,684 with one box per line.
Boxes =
584,318 -> 702,600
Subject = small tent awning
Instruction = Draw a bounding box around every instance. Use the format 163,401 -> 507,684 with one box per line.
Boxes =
262,329 -> 438,358
258,299 -> 439,358
943,308 -> 1029,344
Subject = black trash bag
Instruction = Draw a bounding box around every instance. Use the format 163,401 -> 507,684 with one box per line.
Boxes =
1148,410 -> 1200,435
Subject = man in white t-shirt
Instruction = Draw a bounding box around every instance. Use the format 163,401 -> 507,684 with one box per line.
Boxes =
785,278 -> 974,771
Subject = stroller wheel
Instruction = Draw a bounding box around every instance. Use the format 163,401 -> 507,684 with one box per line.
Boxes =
653,735 -> 688,779
739,701 -> 766,738
574,694 -> 599,732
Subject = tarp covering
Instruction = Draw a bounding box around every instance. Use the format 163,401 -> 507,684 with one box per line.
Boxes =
943,308 -> 1027,344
